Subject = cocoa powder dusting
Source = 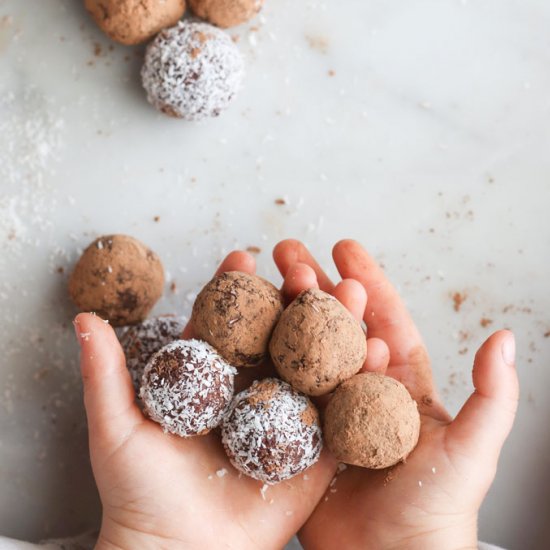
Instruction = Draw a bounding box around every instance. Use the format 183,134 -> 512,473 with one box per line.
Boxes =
452,291 -> 467,312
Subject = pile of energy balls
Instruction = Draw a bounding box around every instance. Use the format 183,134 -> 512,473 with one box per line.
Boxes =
69,234 -> 421,484
85,0 -> 263,120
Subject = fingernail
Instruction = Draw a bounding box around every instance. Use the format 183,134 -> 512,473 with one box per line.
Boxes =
501,332 -> 516,366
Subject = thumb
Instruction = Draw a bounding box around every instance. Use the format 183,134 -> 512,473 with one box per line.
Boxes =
447,330 -> 519,466
74,313 -> 143,448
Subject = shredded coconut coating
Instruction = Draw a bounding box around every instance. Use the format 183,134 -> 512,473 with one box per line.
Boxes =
119,315 -> 187,393
141,21 -> 244,120
221,378 -> 323,484
140,339 -> 237,437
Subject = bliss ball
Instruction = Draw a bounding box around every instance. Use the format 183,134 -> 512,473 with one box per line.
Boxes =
68,235 -> 164,327
324,373 -> 420,469
189,0 -> 264,28
141,21 -> 244,120
192,271 -> 283,367
119,315 -> 186,393
84,0 -> 186,45
269,289 -> 366,396
221,378 -> 322,484
140,339 -> 236,437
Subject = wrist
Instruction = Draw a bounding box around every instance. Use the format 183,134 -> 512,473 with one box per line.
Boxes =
387,516 -> 478,550
96,516 -> 183,550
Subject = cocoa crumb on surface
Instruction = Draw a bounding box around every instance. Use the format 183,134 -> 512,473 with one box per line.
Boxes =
328,69 -> 335,77
544,331 -> 550,338
56,266 -> 64,274
153,216 -> 160,222
452,291 -> 467,312
274,198 -> 286,205
480,317 -> 493,327
170,281 -> 177,293
458,347 -> 468,355
93,42 -> 102,57
246,246 -> 261,254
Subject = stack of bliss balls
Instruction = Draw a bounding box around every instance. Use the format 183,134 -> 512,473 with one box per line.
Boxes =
84,0 -> 265,120
69,234 -> 421,484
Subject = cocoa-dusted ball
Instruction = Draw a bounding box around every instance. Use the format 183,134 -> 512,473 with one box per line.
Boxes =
68,235 -> 164,327
269,289 -> 366,396
141,21 -> 244,120
192,271 -> 283,367
140,339 -> 236,437
324,373 -> 420,469
189,0 -> 264,28
221,378 -> 322,484
119,315 -> 186,392
84,0 -> 186,45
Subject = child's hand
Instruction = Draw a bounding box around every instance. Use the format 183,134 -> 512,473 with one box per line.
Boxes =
75,250 -> 356,550
273,240 -> 519,550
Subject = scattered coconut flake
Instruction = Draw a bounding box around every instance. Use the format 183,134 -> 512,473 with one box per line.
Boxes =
216,468 -> 228,478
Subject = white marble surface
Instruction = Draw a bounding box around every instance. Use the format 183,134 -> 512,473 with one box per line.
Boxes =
0,0 -> 549,548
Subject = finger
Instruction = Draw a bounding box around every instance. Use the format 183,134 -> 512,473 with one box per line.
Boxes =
332,239 -> 424,364
281,262 -> 319,303
75,313 -> 143,445
362,337 -> 390,375
273,239 -> 335,293
215,250 -> 256,276
183,250 -> 257,339
331,279 -> 367,322
332,240 -> 448,417
447,330 -> 519,466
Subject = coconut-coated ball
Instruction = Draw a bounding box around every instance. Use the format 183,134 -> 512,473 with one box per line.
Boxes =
189,0 -> 264,28
221,378 -> 322,484
269,289 -> 366,396
141,21 -> 244,120
85,0 -> 186,45
140,339 -> 236,437
324,373 -> 421,469
192,271 -> 284,367
119,315 -> 186,393
68,235 -> 164,327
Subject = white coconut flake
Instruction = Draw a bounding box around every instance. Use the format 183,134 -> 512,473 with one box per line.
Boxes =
141,21 -> 244,121
221,378 -> 323,485
260,484 -> 269,500
0,88 -> 64,259
140,339 -> 237,437
119,315 -> 187,391
216,468 -> 228,478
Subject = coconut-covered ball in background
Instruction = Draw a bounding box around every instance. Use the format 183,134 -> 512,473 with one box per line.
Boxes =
221,378 -> 322,483
140,339 -> 236,437
119,315 -> 186,392
192,271 -> 283,367
141,21 -> 244,120
68,234 -> 164,327
269,289 -> 366,396
189,0 -> 264,28
85,0 -> 186,45
324,373 -> 420,469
